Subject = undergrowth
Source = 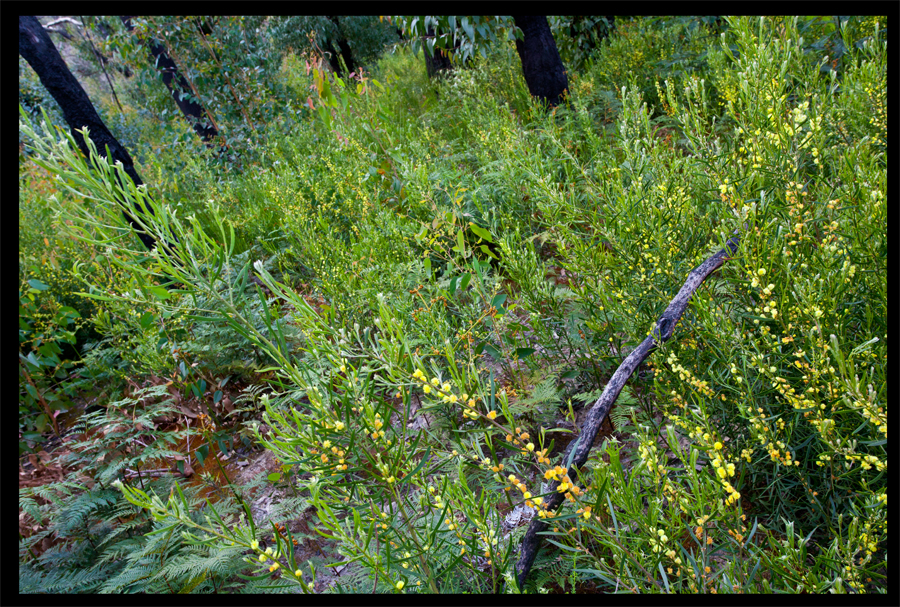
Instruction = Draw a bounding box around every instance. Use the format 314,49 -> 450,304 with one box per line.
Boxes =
19,16 -> 886,594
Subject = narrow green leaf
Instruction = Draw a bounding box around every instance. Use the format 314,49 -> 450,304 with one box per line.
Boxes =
480,244 -> 499,260
469,223 -> 494,242
455,228 -> 466,255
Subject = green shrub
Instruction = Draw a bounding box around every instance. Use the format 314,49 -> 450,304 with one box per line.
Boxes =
19,15 -> 885,594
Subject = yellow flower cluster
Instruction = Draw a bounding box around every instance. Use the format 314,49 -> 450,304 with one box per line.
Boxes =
412,369 -> 481,419
709,441 -> 741,506
637,439 -> 666,480
666,352 -> 715,399
648,527 -> 670,554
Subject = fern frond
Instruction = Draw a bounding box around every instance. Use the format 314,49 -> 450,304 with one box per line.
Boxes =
98,563 -> 156,593
20,559 -> 117,593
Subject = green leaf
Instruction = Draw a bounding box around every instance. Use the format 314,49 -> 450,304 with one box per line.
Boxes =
469,223 -> 494,242
399,448 -> 430,484
28,279 -> 49,291
515,347 -> 536,360
75,291 -> 115,302
148,285 -> 172,300
544,538 -> 581,552
25,383 -> 40,400
490,293 -> 507,309
455,228 -> 467,256
196,444 -> 209,466
459,273 -> 471,291
480,244 -> 499,260
461,17 -> 475,42
139,312 -> 155,330
268,472 -> 282,483
58,306 -> 80,319
483,343 -> 502,360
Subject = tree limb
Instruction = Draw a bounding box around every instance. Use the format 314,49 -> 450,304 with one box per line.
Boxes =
44,17 -> 83,29
514,231 -> 741,589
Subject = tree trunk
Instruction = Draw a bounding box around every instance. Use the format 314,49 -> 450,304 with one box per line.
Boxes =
120,16 -> 220,145
19,15 -> 158,252
323,38 -> 344,75
328,17 -> 358,75
424,25 -> 453,79
512,16 -> 569,107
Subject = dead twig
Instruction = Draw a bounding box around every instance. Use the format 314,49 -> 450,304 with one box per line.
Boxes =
515,232 -> 741,589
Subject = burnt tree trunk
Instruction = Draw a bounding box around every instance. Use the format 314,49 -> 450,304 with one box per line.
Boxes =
512,15 -> 569,107
322,38 -> 351,77
120,16 -> 219,145
327,17 -> 358,76
19,15 -> 158,252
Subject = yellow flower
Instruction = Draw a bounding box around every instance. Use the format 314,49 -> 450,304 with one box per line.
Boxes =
487,410 -> 498,420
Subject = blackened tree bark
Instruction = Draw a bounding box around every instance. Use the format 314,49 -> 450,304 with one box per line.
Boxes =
424,25 -> 454,79
19,15 -> 158,252
327,17 -> 358,76
512,15 -> 570,107
120,16 -> 219,145
323,37 -> 344,75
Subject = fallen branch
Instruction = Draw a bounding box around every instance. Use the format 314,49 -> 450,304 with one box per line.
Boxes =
515,231 -> 741,589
